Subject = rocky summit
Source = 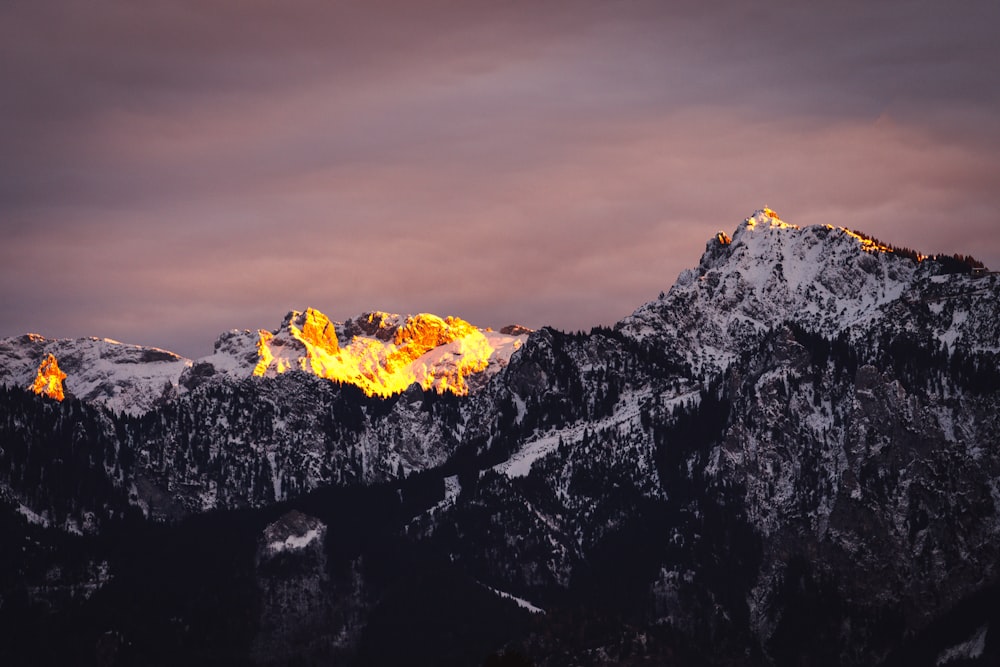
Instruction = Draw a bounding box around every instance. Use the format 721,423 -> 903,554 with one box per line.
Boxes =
0,209 -> 997,666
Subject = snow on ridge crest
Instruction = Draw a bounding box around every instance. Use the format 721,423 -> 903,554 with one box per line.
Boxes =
729,207 -> 899,262
0,306 -> 531,414
738,207 -> 798,234
0,333 -> 193,415
620,208 -> 936,373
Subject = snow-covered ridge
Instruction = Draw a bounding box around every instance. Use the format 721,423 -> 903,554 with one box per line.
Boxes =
0,334 -> 191,415
937,624 -> 988,665
3,209 -> 994,412
0,307 -> 530,414
620,208 -> 999,373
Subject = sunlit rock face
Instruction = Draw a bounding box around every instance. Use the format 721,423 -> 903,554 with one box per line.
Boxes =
30,353 -> 67,401
0,308 -> 530,413
249,308 -> 527,397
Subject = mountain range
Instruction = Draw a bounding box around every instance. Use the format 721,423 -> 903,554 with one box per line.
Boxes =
1,208 -> 998,666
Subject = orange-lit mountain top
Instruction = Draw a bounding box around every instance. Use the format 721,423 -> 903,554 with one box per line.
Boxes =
837,227 -> 897,255
735,208 -> 896,256
31,353 -> 67,401
249,308 -> 529,397
2,208 -> 992,415
1,307 -> 531,414
742,207 -> 798,232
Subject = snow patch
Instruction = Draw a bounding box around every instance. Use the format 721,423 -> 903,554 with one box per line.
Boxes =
444,474 -> 461,502
939,309 -> 969,351
496,433 -> 563,478
937,623 -> 988,665
267,528 -> 321,555
18,503 -> 49,527
481,583 -> 545,614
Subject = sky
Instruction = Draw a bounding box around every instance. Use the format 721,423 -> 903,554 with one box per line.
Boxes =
3,0 -> 999,359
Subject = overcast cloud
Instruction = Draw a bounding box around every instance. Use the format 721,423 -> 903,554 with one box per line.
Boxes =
3,1 -> 998,357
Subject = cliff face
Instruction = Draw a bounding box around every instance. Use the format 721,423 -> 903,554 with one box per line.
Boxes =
247,309 -> 525,397
30,353 -> 67,401
0,209 -> 997,666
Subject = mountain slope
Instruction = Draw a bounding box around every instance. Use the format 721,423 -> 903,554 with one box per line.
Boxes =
621,208 -> 999,373
1,208 -> 998,666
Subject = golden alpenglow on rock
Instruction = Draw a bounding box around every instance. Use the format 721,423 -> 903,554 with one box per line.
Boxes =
31,353 -> 67,401
251,308 -> 524,397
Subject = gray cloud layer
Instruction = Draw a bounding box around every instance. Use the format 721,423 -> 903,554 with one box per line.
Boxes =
3,1 -> 999,357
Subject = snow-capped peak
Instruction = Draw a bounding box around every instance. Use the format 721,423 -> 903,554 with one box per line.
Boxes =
621,208 -> 998,373
735,207 -> 798,236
